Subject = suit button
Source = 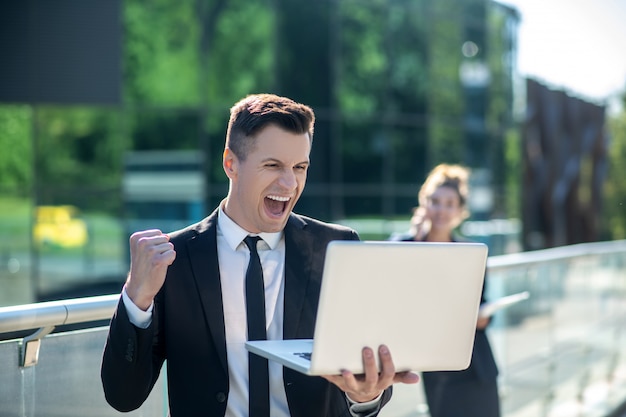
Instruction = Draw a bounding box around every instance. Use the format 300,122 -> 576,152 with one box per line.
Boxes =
216,392 -> 226,403
125,338 -> 134,362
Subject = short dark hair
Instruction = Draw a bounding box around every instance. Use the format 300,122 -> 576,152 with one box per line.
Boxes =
225,94 -> 315,160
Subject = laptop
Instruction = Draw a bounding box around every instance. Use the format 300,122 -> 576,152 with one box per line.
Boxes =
245,240 -> 488,375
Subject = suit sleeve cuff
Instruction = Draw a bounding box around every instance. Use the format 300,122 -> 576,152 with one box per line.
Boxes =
121,286 -> 153,329
345,391 -> 384,417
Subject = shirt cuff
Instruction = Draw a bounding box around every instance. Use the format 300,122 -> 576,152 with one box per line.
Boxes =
121,286 -> 153,329
345,391 -> 384,417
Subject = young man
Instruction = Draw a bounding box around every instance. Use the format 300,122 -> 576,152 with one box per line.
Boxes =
101,93 -> 418,417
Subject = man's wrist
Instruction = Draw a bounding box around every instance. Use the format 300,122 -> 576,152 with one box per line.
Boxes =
121,286 -> 153,329
124,282 -> 153,311
345,390 -> 384,416
345,390 -> 383,404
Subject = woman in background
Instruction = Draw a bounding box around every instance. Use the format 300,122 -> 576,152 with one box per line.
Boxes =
391,163 -> 500,417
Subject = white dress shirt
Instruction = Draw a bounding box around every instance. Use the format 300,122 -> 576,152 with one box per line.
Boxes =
215,208 -> 290,417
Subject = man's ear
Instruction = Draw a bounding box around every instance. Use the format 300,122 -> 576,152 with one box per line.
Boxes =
223,148 -> 237,179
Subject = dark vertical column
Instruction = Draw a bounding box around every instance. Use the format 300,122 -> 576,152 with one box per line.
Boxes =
274,0 -> 333,219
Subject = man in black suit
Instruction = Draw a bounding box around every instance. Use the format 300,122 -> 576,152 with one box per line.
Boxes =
101,93 -> 418,417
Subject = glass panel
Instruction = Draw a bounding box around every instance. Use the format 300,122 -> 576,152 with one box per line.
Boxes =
0,327 -> 166,417
478,250 -> 626,417
2,243 -> 626,417
0,337 -> 24,416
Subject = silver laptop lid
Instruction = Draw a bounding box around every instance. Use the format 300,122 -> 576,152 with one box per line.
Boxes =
309,240 -> 488,375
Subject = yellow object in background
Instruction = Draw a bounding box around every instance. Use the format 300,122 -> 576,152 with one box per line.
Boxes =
33,205 -> 88,248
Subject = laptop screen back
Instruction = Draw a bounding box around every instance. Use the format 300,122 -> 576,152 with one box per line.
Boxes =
308,240 -> 488,375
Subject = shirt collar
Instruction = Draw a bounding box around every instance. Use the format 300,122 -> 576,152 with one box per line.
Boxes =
217,205 -> 283,250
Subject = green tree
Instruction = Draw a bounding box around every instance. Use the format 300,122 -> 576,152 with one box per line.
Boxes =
604,98 -> 626,239
0,106 -> 32,194
124,0 -> 201,105
33,107 -> 126,211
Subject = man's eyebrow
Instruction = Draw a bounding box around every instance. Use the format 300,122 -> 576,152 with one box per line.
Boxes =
260,157 -> 310,165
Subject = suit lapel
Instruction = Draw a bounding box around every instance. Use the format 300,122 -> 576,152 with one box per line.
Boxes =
186,211 -> 229,374
182,212 -> 315,370
283,214 -> 314,339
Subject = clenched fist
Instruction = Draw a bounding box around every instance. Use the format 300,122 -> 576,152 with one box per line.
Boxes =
125,229 -> 176,311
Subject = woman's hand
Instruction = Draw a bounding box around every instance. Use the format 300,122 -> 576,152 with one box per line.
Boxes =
476,316 -> 490,330
410,207 -> 430,241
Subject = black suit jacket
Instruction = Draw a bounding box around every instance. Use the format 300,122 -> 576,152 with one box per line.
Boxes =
101,210 -> 392,416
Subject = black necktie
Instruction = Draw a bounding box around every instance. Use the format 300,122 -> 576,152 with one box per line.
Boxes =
244,236 -> 270,417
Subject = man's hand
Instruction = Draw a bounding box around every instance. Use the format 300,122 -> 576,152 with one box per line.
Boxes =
125,229 -> 176,311
322,345 -> 420,403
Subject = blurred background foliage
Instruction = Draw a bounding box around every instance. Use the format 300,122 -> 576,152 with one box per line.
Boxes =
605,94 -> 626,240
0,106 -> 32,192
0,0 -> 624,241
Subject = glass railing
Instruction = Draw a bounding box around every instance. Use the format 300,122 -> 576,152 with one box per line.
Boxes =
1,240 -> 625,417
485,240 -> 626,417
0,296 -> 167,417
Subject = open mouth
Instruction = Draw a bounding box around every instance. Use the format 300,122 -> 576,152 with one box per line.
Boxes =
265,195 -> 290,217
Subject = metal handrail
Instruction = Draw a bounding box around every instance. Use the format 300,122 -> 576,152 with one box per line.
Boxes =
0,294 -> 119,334
0,293 -> 120,367
0,239 -> 624,366
0,241 -> 623,336
1,240 -> 625,334
487,239 -> 626,270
